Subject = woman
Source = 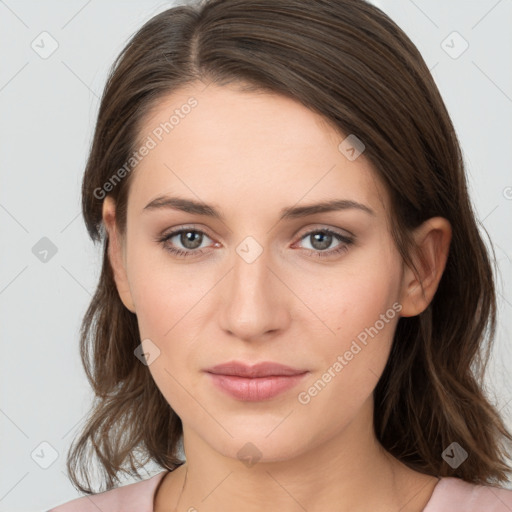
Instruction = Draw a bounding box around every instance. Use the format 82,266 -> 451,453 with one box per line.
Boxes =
49,0 -> 512,510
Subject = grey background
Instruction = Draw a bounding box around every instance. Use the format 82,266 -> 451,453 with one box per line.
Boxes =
0,1 -> 511,510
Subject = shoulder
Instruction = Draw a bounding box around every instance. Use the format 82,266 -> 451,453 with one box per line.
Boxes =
424,477 -> 512,512
47,470 -> 169,512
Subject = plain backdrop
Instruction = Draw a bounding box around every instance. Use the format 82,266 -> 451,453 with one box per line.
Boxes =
0,1 -> 511,510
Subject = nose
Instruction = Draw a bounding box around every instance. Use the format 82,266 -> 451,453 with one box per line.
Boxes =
217,242 -> 291,342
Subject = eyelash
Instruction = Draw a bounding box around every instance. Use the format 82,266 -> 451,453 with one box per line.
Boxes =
155,226 -> 354,260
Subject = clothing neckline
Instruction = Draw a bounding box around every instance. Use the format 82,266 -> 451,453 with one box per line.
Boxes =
152,470 -> 171,510
151,471 -> 446,512
422,477 -> 448,511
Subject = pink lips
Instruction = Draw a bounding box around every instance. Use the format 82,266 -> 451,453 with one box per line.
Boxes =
204,361 -> 309,401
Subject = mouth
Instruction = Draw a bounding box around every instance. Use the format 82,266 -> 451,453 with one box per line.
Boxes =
205,360 -> 308,377
204,361 -> 309,401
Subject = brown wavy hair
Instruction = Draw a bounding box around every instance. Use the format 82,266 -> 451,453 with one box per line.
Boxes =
67,0 -> 512,493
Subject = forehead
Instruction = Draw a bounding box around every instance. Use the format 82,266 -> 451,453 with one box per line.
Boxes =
128,82 -> 388,218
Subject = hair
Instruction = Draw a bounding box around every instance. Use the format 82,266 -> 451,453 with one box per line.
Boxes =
68,0 -> 512,494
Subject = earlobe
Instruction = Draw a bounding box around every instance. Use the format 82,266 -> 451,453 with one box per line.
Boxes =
399,217 -> 452,318
102,196 -> 136,313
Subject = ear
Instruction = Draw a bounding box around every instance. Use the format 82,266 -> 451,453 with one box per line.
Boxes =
102,196 -> 136,313
399,217 -> 452,317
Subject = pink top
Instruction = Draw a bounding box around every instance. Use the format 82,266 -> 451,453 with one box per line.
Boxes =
48,470 -> 512,511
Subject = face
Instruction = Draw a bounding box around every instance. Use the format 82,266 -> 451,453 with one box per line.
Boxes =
106,81 -> 412,463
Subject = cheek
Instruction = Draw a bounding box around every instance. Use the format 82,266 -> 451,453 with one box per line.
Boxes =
332,274 -> 400,342
303,242 -> 402,389
125,247 -> 214,379
309,246 -> 401,343
294,274 -> 401,440
126,243 -> 209,339
127,260 -> 207,414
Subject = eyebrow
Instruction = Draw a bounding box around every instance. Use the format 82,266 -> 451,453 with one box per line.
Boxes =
142,195 -> 375,220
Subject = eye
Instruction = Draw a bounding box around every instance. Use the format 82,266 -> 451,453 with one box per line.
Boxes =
294,228 -> 354,259
156,227 -> 215,258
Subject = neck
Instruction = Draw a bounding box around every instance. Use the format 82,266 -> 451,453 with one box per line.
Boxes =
165,397 -> 438,512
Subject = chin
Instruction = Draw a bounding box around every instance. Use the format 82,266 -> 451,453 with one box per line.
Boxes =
198,420 -> 313,466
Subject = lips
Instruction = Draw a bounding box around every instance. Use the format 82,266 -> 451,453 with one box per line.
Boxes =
205,361 -> 307,377
204,361 -> 309,401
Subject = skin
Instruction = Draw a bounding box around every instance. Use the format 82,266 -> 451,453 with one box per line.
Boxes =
102,81 -> 452,511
